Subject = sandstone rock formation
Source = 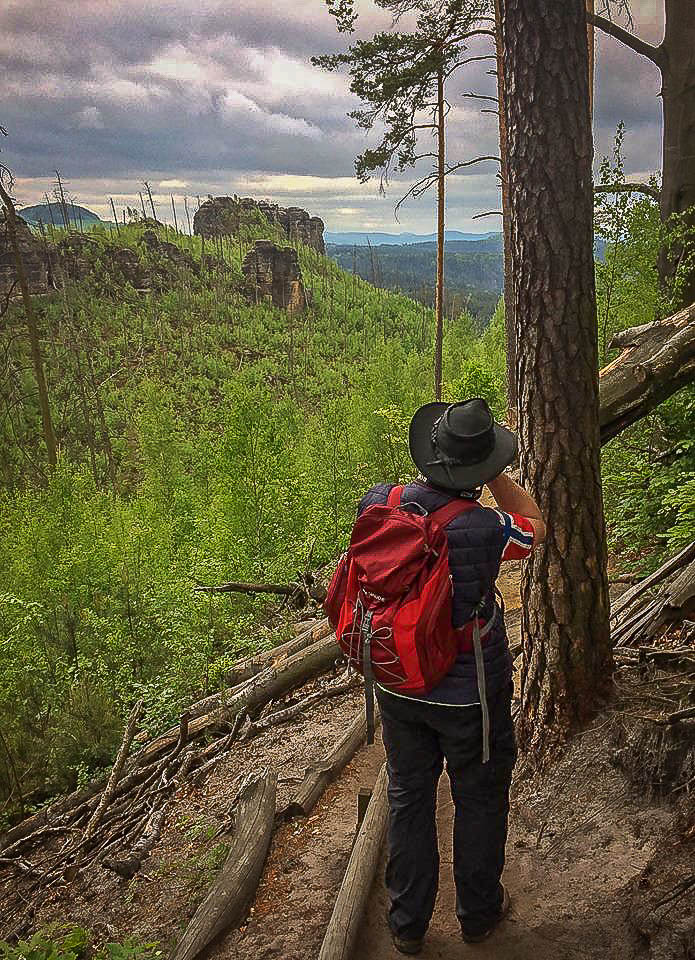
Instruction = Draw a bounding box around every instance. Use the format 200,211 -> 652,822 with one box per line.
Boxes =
242,240 -> 307,312
0,214 -> 49,296
1,222 -> 200,299
194,197 -> 325,254
141,230 -> 199,277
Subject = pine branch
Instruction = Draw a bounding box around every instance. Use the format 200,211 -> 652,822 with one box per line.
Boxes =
588,12 -> 665,68
444,155 -> 501,175
594,182 -> 660,201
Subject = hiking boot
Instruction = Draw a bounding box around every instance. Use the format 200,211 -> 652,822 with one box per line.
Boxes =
461,884 -> 511,943
386,908 -> 425,955
391,933 -> 425,955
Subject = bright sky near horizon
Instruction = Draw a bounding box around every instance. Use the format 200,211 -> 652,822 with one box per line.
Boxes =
1,0 -> 664,234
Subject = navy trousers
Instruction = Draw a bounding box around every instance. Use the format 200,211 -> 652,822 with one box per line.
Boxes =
376,683 -> 517,940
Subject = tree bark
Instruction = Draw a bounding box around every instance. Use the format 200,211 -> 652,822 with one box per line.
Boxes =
658,0 -> 695,308
499,0 -> 612,755
434,61 -> 445,402
494,0 -> 516,425
0,188 -> 57,468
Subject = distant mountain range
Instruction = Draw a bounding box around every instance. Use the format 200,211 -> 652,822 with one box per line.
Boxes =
324,230 -> 500,246
19,202 -> 104,228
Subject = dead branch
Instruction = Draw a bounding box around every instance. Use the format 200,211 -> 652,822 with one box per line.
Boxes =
588,11 -> 665,67
594,182 -> 660,201
84,700 -> 143,840
194,579 -> 304,597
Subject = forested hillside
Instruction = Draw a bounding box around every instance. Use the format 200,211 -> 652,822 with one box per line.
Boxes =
0,211 -> 508,818
1,184 -> 692,826
327,238 -> 503,322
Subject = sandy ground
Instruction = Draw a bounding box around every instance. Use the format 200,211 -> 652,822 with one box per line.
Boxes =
2,560 -> 692,960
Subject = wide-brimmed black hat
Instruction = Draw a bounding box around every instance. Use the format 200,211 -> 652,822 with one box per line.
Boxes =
409,398 -> 517,491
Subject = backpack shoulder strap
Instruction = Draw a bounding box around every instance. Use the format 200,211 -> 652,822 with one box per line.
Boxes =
387,484 -> 404,507
429,496 -> 478,530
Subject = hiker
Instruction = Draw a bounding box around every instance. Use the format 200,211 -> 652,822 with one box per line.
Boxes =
331,398 -> 545,954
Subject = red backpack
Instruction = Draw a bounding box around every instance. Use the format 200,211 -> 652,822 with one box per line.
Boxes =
324,485 -> 477,739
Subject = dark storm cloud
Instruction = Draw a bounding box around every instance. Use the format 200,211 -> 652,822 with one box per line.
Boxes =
1,0 -> 665,231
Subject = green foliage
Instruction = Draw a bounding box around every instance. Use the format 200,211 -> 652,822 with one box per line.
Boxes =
314,0 -> 492,188
328,239 -> 502,322
1,218 -> 501,817
596,124 -> 695,566
2,168 -> 692,823
594,122 -> 664,363
0,927 -> 159,960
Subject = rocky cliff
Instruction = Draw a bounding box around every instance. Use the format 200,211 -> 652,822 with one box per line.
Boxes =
0,223 -> 200,298
242,240 -> 307,312
194,197 -> 325,255
0,214 -> 49,296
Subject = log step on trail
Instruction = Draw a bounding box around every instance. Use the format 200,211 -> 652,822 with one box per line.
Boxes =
318,762 -> 389,960
280,702 -> 379,821
170,768 -> 277,960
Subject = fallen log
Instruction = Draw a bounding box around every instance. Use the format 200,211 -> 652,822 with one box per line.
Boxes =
280,702 -> 377,821
611,541 -> 695,622
599,301 -> 695,444
613,646 -> 695,665
613,551 -> 695,647
317,763 -> 389,960
136,633 -> 340,764
0,631 -> 339,858
242,675 -> 361,741
224,618 -> 332,688
169,768 -> 277,960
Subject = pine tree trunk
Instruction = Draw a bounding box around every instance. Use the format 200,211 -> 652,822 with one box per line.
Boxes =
499,0 -> 612,755
658,0 -> 695,308
494,0 -> 516,425
586,0 -> 595,117
434,62 -> 445,402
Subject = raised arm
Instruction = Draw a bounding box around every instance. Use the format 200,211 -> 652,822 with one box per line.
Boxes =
486,473 -> 546,545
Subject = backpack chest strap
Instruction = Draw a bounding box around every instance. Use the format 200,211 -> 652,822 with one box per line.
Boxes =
387,485 -> 478,529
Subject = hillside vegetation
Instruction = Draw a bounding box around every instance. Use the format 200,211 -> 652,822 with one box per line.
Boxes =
0,212 -> 506,819
327,238 -> 503,322
0,191 -> 692,825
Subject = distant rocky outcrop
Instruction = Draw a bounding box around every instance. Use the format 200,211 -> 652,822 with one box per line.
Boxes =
141,230 -> 199,277
242,240 -> 307,312
194,197 -> 325,255
0,214 -> 50,296
1,221 -> 201,299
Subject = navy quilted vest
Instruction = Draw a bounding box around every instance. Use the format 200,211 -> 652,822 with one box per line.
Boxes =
356,480 -> 513,706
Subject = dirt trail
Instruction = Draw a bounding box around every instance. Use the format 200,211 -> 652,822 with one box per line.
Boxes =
352,563 -> 680,960
12,561 -> 689,959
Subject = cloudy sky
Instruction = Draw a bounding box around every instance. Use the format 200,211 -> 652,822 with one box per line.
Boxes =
1,0 -> 664,234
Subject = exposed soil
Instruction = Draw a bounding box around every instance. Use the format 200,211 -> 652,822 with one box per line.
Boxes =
355,715 -> 693,960
2,562 -> 693,960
